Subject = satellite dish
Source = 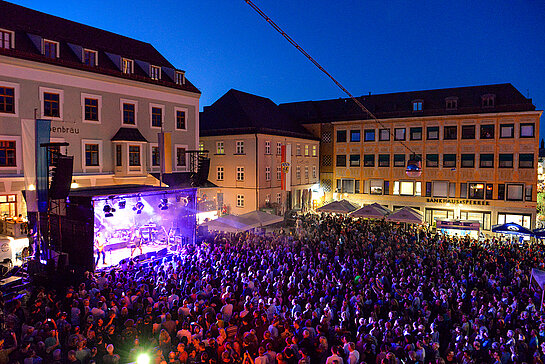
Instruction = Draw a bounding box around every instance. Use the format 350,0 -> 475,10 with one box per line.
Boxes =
406,155 -> 422,177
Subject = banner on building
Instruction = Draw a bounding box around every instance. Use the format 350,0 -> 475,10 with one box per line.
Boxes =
35,119 -> 51,212
158,132 -> 172,174
22,119 -> 37,212
281,144 -> 292,191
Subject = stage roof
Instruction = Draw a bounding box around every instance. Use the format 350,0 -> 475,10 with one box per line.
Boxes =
68,185 -> 184,198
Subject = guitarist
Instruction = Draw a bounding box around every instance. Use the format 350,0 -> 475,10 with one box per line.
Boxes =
95,232 -> 106,266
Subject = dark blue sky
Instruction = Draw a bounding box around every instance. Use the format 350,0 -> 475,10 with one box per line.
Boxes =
11,0 -> 545,139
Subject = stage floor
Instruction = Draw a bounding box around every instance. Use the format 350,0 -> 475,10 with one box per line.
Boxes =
95,241 -> 171,269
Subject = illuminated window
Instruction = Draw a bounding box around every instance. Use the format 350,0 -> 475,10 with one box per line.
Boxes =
216,141 -> 224,155
304,145 -> 309,156
468,182 -> 485,199
122,58 -> 133,74
394,128 -> 406,141
379,129 -> 390,141
312,145 -> 317,157
412,100 -> 423,111
520,123 -> 535,138
500,124 -> 514,138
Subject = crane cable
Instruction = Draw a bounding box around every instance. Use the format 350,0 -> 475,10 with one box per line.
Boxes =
243,0 -> 416,156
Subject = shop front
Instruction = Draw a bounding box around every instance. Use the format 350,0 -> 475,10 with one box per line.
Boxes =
436,219 -> 480,239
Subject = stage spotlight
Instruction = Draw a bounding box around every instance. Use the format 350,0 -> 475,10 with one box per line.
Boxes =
133,201 -> 144,214
137,353 -> 150,364
103,204 -> 115,218
118,200 -> 126,209
159,198 -> 169,210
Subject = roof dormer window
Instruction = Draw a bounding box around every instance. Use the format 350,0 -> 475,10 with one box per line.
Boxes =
412,100 -> 423,112
445,97 -> 458,110
482,94 -> 495,108
83,49 -> 98,66
175,71 -> 185,85
43,39 -> 59,59
0,29 -> 14,49
150,65 -> 161,80
121,58 -> 133,74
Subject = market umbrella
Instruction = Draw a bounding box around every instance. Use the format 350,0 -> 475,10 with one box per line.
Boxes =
385,207 -> 423,224
315,199 -> 358,214
492,222 -> 534,236
350,203 -> 391,219
533,228 -> 545,239
239,210 -> 284,229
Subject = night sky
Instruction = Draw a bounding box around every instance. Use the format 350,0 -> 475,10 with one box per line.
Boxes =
9,0 -> 545,139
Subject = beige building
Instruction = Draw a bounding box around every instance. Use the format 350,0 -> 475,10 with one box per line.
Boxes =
200,89 -> 319,215
280,84 -> 542,231
0,1 -> 201,216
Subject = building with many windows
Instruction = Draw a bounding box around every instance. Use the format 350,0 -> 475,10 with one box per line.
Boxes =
280,84 -> 542,230
0,1 -> 200,216
200,89 -> 319,215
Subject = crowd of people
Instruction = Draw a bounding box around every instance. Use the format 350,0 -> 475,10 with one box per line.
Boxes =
1,213 -> 545,364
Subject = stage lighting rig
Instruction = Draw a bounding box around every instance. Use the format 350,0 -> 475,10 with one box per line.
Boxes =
159,198 -> 169,210
118,199 -> 126,209
133,201 -> 144,214
103,204 -> 115,217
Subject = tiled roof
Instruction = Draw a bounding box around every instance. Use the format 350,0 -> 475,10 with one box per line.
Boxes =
200,89 -> 317,140
278,83 -> 536,123
111,127 -> 148,142
0,0 -> 200,94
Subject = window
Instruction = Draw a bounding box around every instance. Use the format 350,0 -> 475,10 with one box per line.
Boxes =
498,184 -> 505,200
412,100 -> 423,111
115,145 -> 122,167
500,124 -> 514,138
277,142 -> 282,155
83,49 -> 97,66
122,58 -> 133,74
277,166 -> 282,180
216,141 -> 224,155
384,181 -> 390,195
482,94 -> 495,108
296,144 -> 301,156
461,154 -> 474,168
151,107 -> 163,128
445,98 -> 458,110
150,65 -> 161,80
461,125 -> 475,139
427,126 -> 439,140
304,144 -> 309,156
265,166 -> 271,181
364,154 -> 375,167
400,181 -> 415,196
43,40 -> 58,58
355,180 -> 360,194
217,166 -> 224,181
379,129 -> 390,141
506,184 -> 524,201
0,87 -> 15,114
460,183 -> 467,198
312,145 -> 317,157
426,154 -> 438,167
129,145 -> 141,166
296,166 -> 301,179
151,146 -> 160,166
122,102 -> 136,125
236,167 -> 244,181
312,166 -> 317,178
277,193 -> 281,204
84,97 -> 99,121
175,71 -> 185,85
480,124 -> 494,139
410,127 -> 422,141
433,181 -> 449,197
370,180 -> 383,195
425,182 -> 432,197
85,144 -> 99,166
237,194 -> 244,208
520,123 -> 535,138
42,92 -> 61,118
486,184 -> 494,200
364,130 -> 376,142
349,154 -> 360,167
176,147 -> 186,167
526,185 -> 533,201
393,154 -> 405,167
394,128 -> 406,141
336,155 -> 346,167
351,130 -> 362,142
479,154 -> 494,168
305,166 -> 309,179
498,153 -> 513,168
468,183 -> 485,199
176,109 -> 186,130
519,153 -> 534,168
0,141 -> 16,166
378,154 -> 390,167
444,126 -> 457,140
0,30 -> 13,49
337,130 -> 347,143
236,141 -> 244,154
443,154 -> 456,168
497,212 -> 531,229
199,142 -> 204,152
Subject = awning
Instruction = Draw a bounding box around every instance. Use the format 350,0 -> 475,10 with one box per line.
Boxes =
201,210 -> 283,232
111,127 -> 148,142
350,203 -> 391,219
385,207 -> 423,224
316,199 -> 358,214
491,222 -> 534,236
239,210 -> 283,228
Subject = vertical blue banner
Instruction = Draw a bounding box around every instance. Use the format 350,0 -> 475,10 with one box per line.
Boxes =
35,119 -> 51,212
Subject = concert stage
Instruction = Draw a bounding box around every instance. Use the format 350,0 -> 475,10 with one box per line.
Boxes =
52,185 -> 197,271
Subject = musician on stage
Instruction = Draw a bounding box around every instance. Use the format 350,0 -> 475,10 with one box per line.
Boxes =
95,232 -> 106,266
130,228 -> 143,257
